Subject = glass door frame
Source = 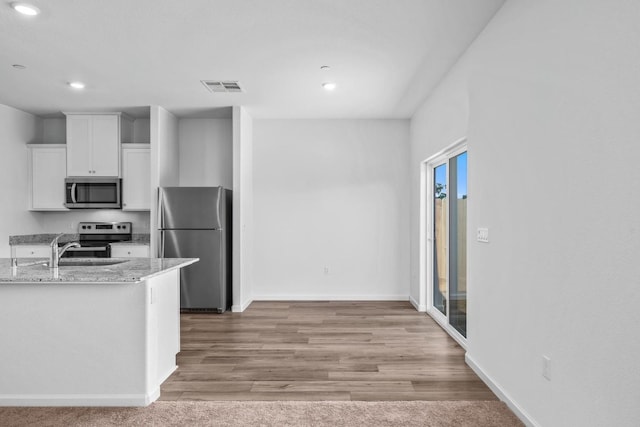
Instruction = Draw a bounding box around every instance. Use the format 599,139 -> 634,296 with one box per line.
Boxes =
419,137 -> 468,348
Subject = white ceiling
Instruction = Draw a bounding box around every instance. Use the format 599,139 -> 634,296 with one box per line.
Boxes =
0,0 -> 505,119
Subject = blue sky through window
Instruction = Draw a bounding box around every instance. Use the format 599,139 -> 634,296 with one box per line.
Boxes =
457,152 -> 467,198
434,152 -> 467,198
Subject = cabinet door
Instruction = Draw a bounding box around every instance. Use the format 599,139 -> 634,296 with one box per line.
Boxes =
66,115 -> 93,176
13,245 -> 49,258
111,244 -> 150,258
91,115 -> 120,176
30,145 -> 68,211
122,147 -> 150,210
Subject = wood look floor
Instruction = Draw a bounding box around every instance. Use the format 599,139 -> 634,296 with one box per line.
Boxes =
160,301 -> 497,401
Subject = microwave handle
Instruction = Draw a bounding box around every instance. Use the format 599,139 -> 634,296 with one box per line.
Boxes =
70,183 -> 77,204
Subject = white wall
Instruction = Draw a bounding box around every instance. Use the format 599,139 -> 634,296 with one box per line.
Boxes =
132,118 -> 150,143
31,211 -> 149,235
410,0 -> 640,425
253,119 -> 410,300
39,117 -> 150,144
0,105 -> 42,256
178,118 -> 232,188
41,118 -> 66,144
231,107 -> 254,311
150,106 -> 180,256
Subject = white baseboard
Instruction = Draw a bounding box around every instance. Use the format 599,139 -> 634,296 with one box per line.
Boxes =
409,295 -> 426,312
251,294 -> 409,301
231,298 -> 253,312
157,365 -> 178,385
465,353 -> 539,427
0,390 -> 159,407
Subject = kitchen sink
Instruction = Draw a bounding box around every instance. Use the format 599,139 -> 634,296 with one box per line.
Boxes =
56,259 -> 128,267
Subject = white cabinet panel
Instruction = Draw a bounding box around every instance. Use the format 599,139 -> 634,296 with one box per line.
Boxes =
65,113 -> 131,177
122,145 -> 150,211
28,144 -> 68,211
91,115 -> 120,176
111,244 -> 150,258
12,245 -> 49,258
66,116 -> 93,177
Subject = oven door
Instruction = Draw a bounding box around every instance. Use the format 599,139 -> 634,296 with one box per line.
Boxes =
60,245 -> 110,258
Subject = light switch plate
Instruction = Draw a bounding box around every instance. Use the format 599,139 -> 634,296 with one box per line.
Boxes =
477,227 -> 489,243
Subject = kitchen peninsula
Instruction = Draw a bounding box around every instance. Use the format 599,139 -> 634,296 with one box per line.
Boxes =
0,257 -> 198,407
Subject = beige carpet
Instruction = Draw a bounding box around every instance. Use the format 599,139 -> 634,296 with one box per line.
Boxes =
0,401 -> 522,426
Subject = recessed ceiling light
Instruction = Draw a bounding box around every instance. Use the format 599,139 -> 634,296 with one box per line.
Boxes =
11,2 -> 40,16
322,82 -> 337,91
12,64 -> 26,70
68,81 -> 85,90
320,65 -> 331,71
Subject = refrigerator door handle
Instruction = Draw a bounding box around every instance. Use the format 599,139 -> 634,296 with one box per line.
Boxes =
157,188 -> 164,229
216,188 -> 222,229
159,230 -> 165,258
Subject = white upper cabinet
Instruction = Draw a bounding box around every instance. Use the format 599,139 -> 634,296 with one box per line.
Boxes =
28,144 -> 68,211
122,144 -> 151,211
65,113 -> 133,177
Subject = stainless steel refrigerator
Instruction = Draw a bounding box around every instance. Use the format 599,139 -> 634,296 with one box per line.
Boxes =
158,186 -> 232,313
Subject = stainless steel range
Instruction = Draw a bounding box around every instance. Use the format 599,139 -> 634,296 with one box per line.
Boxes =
61,222 -> 132,258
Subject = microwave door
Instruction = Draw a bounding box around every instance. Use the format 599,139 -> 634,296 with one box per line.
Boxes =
76,183 -> 90,203
64,178 -> 121,209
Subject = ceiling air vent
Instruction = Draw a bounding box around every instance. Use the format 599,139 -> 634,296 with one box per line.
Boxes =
201,80 -> 244,93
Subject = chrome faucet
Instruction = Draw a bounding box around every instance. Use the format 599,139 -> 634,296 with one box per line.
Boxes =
49,233 -> 81,269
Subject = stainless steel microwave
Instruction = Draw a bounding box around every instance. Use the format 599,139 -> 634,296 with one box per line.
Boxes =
64,177 -> 122,209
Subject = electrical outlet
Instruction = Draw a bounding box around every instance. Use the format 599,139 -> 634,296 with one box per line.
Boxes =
69,222 -> 75,230
542,355 -> 551,381
323,266 -> 329,275
477,227 -> 489,243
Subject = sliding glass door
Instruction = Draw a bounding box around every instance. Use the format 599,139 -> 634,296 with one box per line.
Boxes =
433,163 -> 448,316
429,149 -> 467,339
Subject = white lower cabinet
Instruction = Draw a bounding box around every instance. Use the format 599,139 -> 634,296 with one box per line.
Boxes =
111,244 -> 150,258
11,245 -> 49,258
28,145 -> 68,211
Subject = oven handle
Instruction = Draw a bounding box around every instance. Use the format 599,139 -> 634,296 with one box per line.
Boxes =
71,183 -> 77,204
65,246 -> 108,252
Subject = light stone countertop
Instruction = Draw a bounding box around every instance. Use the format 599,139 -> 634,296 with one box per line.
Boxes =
0,257 -> 197,284
9,233 -> 151,245
9,234 -> 79,245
